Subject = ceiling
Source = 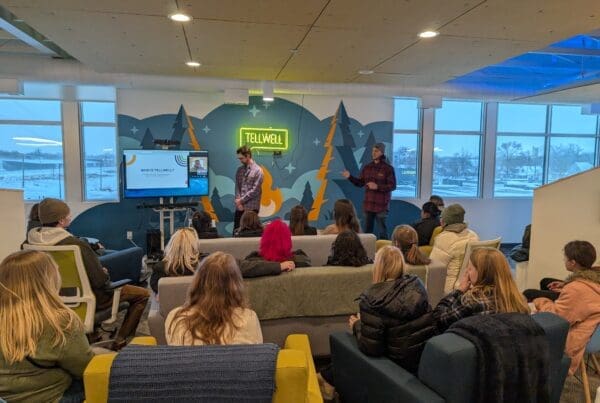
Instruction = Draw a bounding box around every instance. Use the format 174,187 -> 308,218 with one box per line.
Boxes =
1,0 -> 600,99
0,27 -> 44,56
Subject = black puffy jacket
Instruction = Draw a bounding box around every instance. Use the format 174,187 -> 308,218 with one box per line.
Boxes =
353,275 -> 438,373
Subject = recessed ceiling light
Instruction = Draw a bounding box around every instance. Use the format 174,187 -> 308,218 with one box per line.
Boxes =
358,69 -> 374,75
419,30 -> 439,38
169,13 -> 192,22
186,61 -> 201,67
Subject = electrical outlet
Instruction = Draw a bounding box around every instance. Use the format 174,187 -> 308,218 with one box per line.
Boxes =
126,231 -> 133,240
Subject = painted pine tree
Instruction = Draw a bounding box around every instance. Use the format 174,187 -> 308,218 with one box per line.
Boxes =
140,128 -> 155,149
300,181 -> 314,211
360,131 -> 376,169
169,106 -> 186,148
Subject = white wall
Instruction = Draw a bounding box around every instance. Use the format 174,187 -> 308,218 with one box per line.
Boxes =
0,189 -> 25,260
527,167 -> 600,288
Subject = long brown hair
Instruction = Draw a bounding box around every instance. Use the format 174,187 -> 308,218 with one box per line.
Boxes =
239,210 -> 263,232
467,248 -> 529,314
168,252 -> 248,345
333,199 -> 361,233
289,205 -> 308,236
0,250 -> 81,364
391,225 -> 431,265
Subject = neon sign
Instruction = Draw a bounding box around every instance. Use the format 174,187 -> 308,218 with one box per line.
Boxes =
239,127 -> 289,151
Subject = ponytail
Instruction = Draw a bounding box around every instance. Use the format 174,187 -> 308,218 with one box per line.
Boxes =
404,243 -> 431,266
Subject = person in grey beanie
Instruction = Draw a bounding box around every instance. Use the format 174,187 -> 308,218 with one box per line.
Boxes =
429,203 -> 479,294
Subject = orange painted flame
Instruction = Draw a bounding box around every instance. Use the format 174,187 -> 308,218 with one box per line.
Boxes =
258,165 -> 283,217
182,106 -> 218,221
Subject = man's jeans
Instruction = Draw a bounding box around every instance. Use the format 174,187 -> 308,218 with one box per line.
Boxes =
364,211 -> 389,240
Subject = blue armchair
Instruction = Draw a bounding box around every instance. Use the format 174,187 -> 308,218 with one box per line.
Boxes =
330,312 -> 571,403
99,247 -> 144,284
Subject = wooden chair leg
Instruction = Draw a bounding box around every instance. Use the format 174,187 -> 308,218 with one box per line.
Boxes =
590,353 -> 600,375
581,356 -> 592,403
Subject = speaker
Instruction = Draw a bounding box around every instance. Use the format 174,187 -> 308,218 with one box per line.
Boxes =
146,229 -> 162,260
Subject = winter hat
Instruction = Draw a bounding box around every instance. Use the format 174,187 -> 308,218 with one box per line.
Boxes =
38,198 -> 70,224
373,143 -> 386,153
441,203 -> 465,226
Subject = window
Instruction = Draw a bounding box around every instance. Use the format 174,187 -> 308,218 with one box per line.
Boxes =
495,103 -> 599,196
494,103 -> 547,197
494,136 -> 545,196
392,98 -> 420,198
548,137 -> 596,182
0,100 -> 65,200
432,100 -> 483,197
550,105 -> 597,135
80,102 -> 118,201
548,105 -> 597,182
497,103 -> 547,133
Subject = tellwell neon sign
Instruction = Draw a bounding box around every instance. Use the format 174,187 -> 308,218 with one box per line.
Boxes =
239,127 -> 289,151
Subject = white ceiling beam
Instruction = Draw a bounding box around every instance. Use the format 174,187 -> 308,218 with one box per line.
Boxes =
0,16 -> 55,56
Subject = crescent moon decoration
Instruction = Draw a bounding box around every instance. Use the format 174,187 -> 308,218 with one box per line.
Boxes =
125,155 -> 137,166
259,164 -> 283,217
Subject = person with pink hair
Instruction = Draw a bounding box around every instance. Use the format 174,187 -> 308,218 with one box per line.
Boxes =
239,219 -> 311,278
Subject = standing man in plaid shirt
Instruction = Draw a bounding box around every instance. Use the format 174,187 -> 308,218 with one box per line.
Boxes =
234,145 -> 264,231
342,143 -> 396,239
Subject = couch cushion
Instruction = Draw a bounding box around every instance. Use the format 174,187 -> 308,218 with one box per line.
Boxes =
198,234 -> 377,266
246,265 -> 373,319
158,265 -> 374,320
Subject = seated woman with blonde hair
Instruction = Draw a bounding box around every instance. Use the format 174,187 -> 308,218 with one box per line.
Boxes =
166,251 -> 262,346
150,227 -> 208,294
433,247 -> 529,333
353,245 -> 436,371
319,246 -> 435,397
0,250 -> 93,402
391,225 -> 431,266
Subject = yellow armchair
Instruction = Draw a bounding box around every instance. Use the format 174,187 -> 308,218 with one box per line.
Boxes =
377,225 -> 443,257
84,335 -> 322,403
418,225 -> 443,257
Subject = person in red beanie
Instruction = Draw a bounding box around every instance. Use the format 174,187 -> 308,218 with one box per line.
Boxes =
239,219 -> 311,278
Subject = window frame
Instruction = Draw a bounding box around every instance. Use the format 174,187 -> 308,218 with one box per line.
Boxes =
78,100 -> 119,202
431,99 -> 486,199
392,97 -> 423,199
0,97 -> 66,201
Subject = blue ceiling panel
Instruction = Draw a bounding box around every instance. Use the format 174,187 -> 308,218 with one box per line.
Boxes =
446,30 -> 600,97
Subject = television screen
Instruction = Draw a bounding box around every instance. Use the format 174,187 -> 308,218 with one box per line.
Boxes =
123,149 -> 209,198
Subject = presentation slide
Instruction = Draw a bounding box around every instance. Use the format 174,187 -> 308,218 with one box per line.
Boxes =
125,150 -> 188,189
123,150 -> 209,198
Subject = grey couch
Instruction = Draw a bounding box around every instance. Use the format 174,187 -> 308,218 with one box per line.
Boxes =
148,234 -> 447,356
330,312 -> 571,403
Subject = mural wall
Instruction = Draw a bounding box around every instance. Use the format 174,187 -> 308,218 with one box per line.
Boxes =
70,96 -> 420,250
